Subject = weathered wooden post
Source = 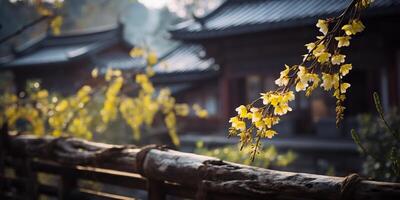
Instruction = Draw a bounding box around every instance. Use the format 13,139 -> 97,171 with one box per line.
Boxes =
20,157 -> 38,199
0,123 -> 7,195
148,180 -> 166,200
5,135 -> 400,200
59,171 -> 78,200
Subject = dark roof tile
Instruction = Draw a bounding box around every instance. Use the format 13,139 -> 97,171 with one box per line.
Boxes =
153,43 -> 218,74
171,0 -> 400,39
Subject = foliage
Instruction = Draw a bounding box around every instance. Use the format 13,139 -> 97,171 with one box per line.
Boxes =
351,92 -> 400,182
195,141 -> 296,169
0,48 -> 208,146
228,0 -> 374,160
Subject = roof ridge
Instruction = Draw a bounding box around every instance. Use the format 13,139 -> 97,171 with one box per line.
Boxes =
172,0 -> 230,31
170,0 -> 400,40
49,23 -> 120,39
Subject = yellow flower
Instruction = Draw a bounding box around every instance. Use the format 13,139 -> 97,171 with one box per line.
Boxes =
91,68 -> 99,78
317,52 -> 331,63
130,47 -> 145,57
263,117 -> 280,128
105,68 -> 113,81
312,44 -> 325,55
261,92 -> 271,105
146,66 -> 155,77
196,109 -> 208,118
229,116 -> 246,131
147,51 -> 158,65
296,80 -> 308,92
297,66 -> 307,78
331,54 -> 346,65
235,105 -> 248,118
113,69 -> 122,77
335,36 -> 351,47
266,93 -> 282,107
36,6 -> 52,16
37,90 -> 49,99
283,91 -> 295,102
263,129 -> 277,139
50,16 -> 63,35
358,0 -> 374,8
316,19 -> 328,35
340,83 -> 351,93
274,103 -> 292,116
275,65 -> 290,86
77,85 -> 92,97
352,20 -> 365,33
255,120 -> 265,130
250,107 -> 262,123
340,64 -> 352,76
193,104 -> 208,118
175,104 -> 189,116
342,20 -> 364,36
55,100 -> 68,112
342,24 -> 355,35
306,73 -> 321,96
305,42 -> 316,52
295,66 -> 309,92
321,73 -> 339,91
263,91 -> 294,114
136,74 -> 149,84
142,82 -> 155,94
52,129 -> 62,137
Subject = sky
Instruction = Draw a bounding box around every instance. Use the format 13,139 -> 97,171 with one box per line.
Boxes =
138,0 -> 223,18
138,0 -> 168,9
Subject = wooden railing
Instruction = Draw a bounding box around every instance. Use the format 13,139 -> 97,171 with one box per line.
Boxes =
1,124 -> 400,200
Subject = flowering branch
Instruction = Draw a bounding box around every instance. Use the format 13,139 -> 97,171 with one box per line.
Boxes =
229,0 -> 374,161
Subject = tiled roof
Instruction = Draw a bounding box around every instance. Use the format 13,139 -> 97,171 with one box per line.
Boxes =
95,51 -> 146,73
153,43 -> 218,74
6,43 -> 110,67
1,24 -> 121,68
171,0 -> 400,39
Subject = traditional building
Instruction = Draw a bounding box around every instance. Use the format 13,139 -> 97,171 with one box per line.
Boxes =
169,0 -> 400,174
170,0 -> 400,137
152,43 -> 220,133
0,23 -> 143,94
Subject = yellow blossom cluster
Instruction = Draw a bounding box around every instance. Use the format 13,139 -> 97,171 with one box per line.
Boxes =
100,69 -> 124,123
229,0 -> 372,160
0,81 -> 93,139
34,0 -> 64,36
49,85 -> 93,138
124,47 -> 209,145
1,39 -> 208,146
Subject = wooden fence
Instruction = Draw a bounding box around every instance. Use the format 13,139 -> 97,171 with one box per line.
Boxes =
1,124 -> 400,200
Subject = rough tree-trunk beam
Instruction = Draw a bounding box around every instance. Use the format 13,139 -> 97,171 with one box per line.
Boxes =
6,135 -> 400,200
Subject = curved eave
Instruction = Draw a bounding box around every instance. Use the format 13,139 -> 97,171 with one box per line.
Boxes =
170,6 -> 400,41
151,69 -> 219,84
1,38 -> 118,70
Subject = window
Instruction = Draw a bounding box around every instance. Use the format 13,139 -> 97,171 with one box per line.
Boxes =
245,75 -> 262,103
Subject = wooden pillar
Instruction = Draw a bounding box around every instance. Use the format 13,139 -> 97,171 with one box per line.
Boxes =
0,124 -> 7,194
21,158 -> 38,199
59,169 -> 78,200
219,74 -> 230,125
390,49 -> 400,106
148,180 -> 166,200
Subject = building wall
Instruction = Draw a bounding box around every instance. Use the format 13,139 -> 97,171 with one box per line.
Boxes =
11,59 -> 92,95
192,15 -> 400,137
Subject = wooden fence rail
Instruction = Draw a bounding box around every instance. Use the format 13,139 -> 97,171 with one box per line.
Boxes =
1,125 -> 400,200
